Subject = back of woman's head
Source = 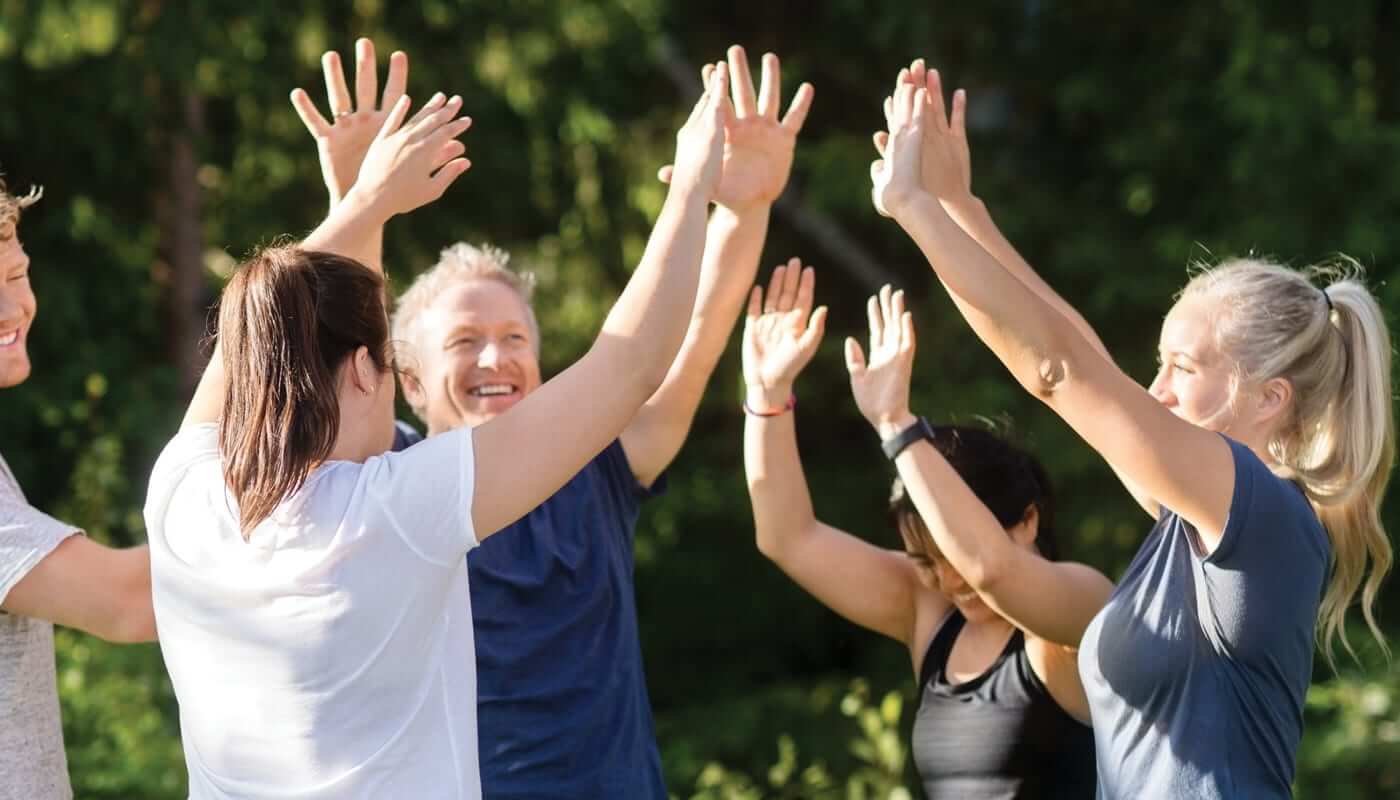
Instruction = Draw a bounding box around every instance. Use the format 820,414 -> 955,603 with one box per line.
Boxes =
218,246 -> 390,536
891,423 -> 1058,561
1179,256 -> 1395,662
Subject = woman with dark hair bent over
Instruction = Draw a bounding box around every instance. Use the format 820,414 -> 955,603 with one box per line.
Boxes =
144,50 -> 732,799
742,261 -> 1111,798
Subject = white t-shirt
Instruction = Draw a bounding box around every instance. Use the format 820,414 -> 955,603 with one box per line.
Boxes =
0,452 -> 79,800
144,424 -> 481,799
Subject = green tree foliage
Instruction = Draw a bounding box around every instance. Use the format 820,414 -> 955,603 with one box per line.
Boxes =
1,1 -> 1397,797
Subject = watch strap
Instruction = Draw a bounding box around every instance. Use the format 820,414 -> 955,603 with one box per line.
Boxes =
881,416 -> 934,461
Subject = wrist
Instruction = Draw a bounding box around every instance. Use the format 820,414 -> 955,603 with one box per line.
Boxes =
938,192 -> 983,217
338,184 -> 395,227
745,384 -> 794,415
710,202 -> 771,229
887,186 -> 938,224
874,411 -> 919,440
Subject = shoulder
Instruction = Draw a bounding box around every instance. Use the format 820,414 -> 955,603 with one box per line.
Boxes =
1211,436 -> 1328,566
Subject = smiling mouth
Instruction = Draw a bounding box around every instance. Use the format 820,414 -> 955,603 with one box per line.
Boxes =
0,330 -> 18,347
468,383 -> 518,398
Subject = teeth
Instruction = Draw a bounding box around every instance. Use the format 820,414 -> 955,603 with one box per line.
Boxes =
0,331 -> 16,346
470,384 -> 515,397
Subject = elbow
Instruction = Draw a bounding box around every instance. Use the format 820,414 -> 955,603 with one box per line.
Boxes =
964,551 -> 1011,597
754,528 -> 785,562
108,552 -> 157,643
105,588 -> 157,643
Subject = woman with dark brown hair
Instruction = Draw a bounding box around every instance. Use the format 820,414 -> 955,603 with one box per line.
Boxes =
143,53 -> 733,799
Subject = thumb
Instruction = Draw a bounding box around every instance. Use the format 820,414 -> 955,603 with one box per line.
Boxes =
657,164 -> 674,184
844,336 -> 867,376
799,306 -> 828,354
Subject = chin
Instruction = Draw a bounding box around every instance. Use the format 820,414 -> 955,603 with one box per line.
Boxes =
0,356 -> 31,389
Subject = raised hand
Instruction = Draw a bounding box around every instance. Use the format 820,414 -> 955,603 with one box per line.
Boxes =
661,46 -> 814,213
291,39 -> 410,206
870,80 -> 927,218
874,60 -> 971,203
845,285 -> 916,434
742,259 -> 827,411
348,92 -> 473,220
667,62 -> 733,201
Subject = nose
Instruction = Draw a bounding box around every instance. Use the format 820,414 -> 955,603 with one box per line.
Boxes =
477,340 -> 501,369
1148,366 -> 1174,406
935,562 -> 967,593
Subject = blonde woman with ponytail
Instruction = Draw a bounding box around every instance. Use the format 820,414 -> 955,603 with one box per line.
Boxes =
869,60 -> 1393,800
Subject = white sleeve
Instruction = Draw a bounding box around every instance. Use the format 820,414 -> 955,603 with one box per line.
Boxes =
363,426 -> 477,566
0,456 -> 81,604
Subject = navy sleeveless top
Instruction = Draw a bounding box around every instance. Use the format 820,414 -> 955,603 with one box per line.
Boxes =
912,611 -> 1097,799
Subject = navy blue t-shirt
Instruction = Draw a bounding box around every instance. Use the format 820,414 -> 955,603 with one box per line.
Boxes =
1079,436 -> 1329,799
396,424 -> 667,799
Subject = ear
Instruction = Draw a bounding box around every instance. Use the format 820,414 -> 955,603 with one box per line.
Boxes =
1010,504 -> 1040,548
1255,376 -> 1293,427
399,364 -> 426,409
348,346 -> 380,395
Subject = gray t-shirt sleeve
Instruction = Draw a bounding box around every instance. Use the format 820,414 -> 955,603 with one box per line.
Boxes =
0,454 -> 81,605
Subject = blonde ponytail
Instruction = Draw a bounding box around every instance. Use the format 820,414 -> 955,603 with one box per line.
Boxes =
1311,277 -> 1394,663
1180,258 -> 1395,664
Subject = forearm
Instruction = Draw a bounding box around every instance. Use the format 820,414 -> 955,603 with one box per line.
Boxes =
630,206 -> 771,438
745,404 -> 820,559
942,195 -> 1112,361
882,428 -> 1014,590
301,188 -> 389,274
597,185 -> 711,394
895,193 -> 1085,398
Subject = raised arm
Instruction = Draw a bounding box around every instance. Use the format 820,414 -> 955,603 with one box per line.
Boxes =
468,65 -> 731,538
846,286 -> 1112,647
290,39 -> 413,273
182,90 -> 472,429
621,46 -> 814,487
872,76 -> 1233,549
743,261 -> 943,651
878,62 -> 1157,517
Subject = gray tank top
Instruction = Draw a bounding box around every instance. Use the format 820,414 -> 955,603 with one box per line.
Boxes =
1078,437 -> 1329,799
912,611 -> 1096,798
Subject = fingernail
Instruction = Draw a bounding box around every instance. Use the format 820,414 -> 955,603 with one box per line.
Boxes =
449,94 -> 462,106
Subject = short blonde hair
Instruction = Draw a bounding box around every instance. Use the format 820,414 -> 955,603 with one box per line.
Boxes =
1178,256 -> 1395,664
392,242 -> 539,356
0,176 -> 42,241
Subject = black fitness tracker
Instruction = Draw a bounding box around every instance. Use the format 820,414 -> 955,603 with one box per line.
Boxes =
881,416 -> 935,461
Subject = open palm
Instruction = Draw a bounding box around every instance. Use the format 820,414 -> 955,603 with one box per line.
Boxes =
291,39 -> 411,206
663,46 -> 814,213
742,258 -> 826,394
846,285 -> 916,430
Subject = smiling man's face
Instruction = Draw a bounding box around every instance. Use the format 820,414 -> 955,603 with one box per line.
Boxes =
405,278 -> 543,434
0,236 -> 36,388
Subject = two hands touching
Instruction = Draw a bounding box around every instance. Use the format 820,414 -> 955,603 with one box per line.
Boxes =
871,59 -> 975,220
290,39 -> 473,224
742,259 -> 918,439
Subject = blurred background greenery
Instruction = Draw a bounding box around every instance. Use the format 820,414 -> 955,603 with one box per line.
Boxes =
2,1 -> 1398,797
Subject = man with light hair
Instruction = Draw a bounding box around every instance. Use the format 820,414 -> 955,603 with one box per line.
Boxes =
389,242 -> 542,449
294,41 -> 813,797
0,176 -> 157,800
